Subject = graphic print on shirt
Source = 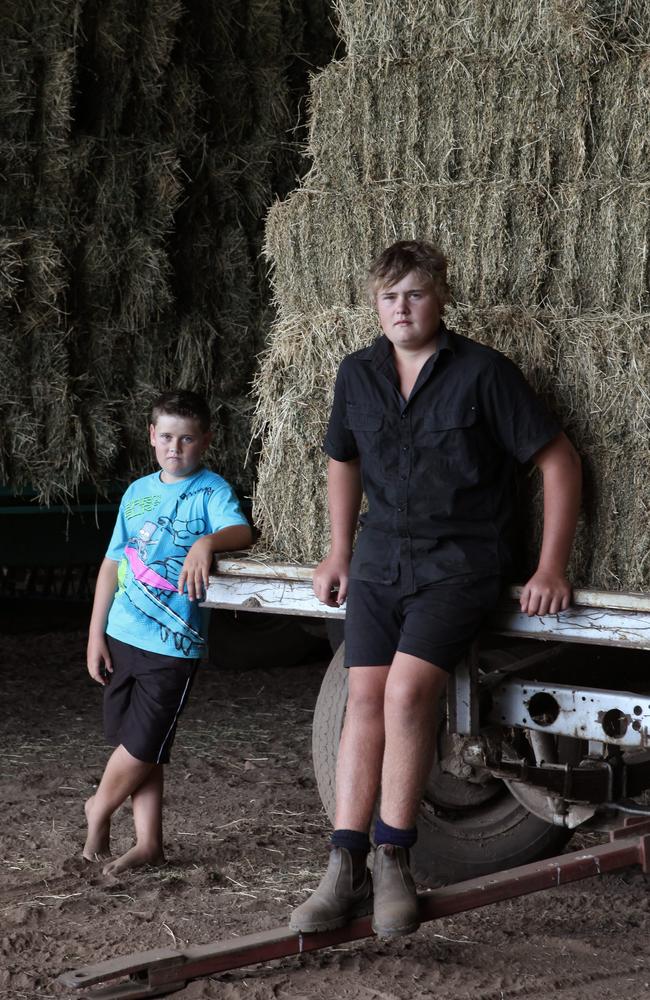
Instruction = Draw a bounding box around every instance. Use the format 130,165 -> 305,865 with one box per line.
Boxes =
118,488 -> 215,656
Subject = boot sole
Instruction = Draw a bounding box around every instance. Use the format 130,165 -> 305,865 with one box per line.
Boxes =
289,898 -> 373,934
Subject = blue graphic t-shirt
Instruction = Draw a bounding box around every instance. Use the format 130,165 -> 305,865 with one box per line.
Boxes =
105,468 -> 248,658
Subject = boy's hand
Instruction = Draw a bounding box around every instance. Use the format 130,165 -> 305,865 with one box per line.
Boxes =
313,553 -> 350,607
178,537 -> 213,601
87,635 -> 113,686
519,569 -> 572,617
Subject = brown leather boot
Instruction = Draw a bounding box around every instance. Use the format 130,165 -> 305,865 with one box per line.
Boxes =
289,847 -> 373,932
371,844 -> 420,938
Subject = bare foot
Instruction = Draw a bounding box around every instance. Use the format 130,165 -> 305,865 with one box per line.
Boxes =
102,844 -> 165,876
83,796 -> 112,862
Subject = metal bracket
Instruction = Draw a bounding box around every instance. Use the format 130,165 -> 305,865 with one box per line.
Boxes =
487,755 -> 617,803
488,677 -> 650,749
447,642 -> 479,736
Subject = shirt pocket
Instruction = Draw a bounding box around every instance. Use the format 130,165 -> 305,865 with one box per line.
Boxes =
425,404 -> 478,433
422,404 -> 488,485
344,406 -> 384,433
345,406 -> 393,486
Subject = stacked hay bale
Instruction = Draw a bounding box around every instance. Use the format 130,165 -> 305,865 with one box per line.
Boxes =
0,0 -> 335,501
255,0 -> 650,591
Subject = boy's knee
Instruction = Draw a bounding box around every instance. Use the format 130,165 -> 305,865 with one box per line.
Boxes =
384,674 -> 442,717
347,681 -> 386,721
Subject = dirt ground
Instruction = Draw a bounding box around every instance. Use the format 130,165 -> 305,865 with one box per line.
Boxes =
2,623 -> 650,1000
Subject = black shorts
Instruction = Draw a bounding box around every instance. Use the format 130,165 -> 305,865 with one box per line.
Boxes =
104,636 -> 198,764
343,575 -> 503,673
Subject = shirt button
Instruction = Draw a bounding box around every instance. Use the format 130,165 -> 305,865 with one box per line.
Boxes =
400,474 -> 406,480
397,506 -> 404,512
401,413 -> 407,419
402,445 -> 409,452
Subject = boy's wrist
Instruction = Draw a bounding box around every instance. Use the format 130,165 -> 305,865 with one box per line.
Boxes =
193,534 -> 218,554
329,544 -> 352,561
534,561 -> 567,578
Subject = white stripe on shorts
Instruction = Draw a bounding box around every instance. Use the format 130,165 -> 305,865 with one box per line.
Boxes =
155,673 -> 193,764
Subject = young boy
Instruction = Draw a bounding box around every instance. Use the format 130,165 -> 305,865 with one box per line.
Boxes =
290,240 -> 582,937
84,389 -> 252,875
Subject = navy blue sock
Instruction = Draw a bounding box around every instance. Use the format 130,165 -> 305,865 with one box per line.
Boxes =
373,816 -> 417,849
330,829 -> 371,855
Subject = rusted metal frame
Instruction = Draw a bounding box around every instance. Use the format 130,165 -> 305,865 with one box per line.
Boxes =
490,605 -> 650,650
214,561 -> 650,614
203,569 -> 650,650
488,677 -> 650,749
448,643 -> 566,739
446,641 -> 480,736
58,822 -> 650,1000
485,755 -> 618,802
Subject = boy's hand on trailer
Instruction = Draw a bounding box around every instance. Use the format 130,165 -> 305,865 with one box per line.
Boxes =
87,636 -> 113,686
178,536 -> 213,601
313,553 -> 350,607
519,569 -> 572,617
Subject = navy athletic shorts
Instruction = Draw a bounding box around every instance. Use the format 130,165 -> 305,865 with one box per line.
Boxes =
104,636 -> 198,764
343,575 -> 503,673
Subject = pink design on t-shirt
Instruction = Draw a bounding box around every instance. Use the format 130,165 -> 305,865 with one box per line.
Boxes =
124,545 -> 176,591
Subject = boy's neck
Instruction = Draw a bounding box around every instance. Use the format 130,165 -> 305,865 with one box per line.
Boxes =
158,464 -> 203,485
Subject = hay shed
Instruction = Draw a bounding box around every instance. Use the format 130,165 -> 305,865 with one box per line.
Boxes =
254,0 -> 650,591
0,0 -> 336,503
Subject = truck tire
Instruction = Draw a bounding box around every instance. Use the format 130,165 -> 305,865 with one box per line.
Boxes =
312,644 -> 572,888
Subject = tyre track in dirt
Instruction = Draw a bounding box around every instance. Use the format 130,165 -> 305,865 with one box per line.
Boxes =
470,963 -> 650,1000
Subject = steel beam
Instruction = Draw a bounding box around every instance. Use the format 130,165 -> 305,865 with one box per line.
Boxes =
489,677 -> 650,748
203,565 -> 650,649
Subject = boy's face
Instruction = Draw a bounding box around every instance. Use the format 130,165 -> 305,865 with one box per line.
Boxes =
375,270 -> 442,353
149,414 -> 212,483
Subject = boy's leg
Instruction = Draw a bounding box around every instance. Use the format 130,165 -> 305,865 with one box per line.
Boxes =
83,798 -> 111,861
335,664 -> 389,830
86,638 -> 198,868
380,652 -> 447,827
102,764 -> 165,876
289,664 -> 388,932
371,653 -> 447,939
291,577 -> 404,932
84,744 -> 154,862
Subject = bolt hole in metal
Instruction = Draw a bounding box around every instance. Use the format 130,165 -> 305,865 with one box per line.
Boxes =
527,692 -> 560,727
601,708 -> 629,739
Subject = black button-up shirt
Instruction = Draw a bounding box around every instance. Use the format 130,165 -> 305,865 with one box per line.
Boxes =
323,324 -> 560,589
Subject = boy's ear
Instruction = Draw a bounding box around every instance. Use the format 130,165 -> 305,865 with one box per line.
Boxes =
149,423 -> 156,446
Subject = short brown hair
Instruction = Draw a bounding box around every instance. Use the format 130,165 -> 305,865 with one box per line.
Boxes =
366,240 -> 451,308
150,390 -> 211,432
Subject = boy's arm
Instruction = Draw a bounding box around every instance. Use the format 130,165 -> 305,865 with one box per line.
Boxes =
87,557 -> 119,685
313,457 -> 362,607
520,432 -> 582,617
178,522 -> 253,602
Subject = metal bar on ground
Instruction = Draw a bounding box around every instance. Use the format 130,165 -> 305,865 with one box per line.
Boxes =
58,821 -> 650,1000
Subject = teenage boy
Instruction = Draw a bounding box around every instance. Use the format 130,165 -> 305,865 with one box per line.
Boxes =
290,240 -> 581,938
84,389 -> 252,875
